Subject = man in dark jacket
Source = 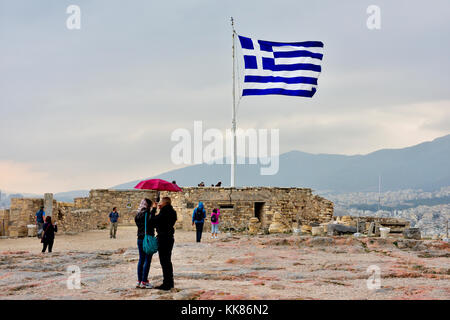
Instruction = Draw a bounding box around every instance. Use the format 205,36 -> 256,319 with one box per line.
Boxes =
152,196 -> 177,290
109,207 -> 119,239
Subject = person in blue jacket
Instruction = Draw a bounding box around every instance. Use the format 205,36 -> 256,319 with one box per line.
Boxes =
35,206 -> 45,239
192,202 -> 206,242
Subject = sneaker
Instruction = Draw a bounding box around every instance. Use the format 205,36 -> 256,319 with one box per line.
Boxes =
136,281 -> 141,288
140,281 -> 153,289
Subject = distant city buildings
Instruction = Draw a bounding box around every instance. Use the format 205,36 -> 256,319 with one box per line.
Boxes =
324,187 -> 450,237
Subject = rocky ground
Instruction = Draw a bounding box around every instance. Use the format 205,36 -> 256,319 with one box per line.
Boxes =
0,226 -> 449,300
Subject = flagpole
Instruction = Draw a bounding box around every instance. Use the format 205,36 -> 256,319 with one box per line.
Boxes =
231,17 -> 237,188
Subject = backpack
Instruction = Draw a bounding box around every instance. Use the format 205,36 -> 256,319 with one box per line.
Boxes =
211,213 -> 217,223
194,208 -> 205,221
143,211 -> 158,255
36,210 -> 44,223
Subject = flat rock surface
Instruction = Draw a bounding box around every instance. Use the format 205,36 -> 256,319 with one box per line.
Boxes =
0,226 -> 449,300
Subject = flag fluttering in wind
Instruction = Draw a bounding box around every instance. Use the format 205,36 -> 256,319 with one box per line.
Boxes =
238,35 -> 324,98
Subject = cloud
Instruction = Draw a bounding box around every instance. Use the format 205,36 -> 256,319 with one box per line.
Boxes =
1,0 -> 450,193
0,161 -> 48,194
237,99 -> 450,155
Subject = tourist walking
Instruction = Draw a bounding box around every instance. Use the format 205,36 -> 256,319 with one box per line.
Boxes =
192,201 -> 206,242
152,197 -> 177,290
210,208 -> 220,239
134,198 -> 156,289
41,216 -> 57,253
35,206 -> 45,239
108,207 -> 119,239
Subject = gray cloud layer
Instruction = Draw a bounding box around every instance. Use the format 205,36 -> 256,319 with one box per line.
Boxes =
1,0 -> 449,193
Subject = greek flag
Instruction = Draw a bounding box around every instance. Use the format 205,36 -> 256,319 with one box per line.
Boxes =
238,35 -> 324,98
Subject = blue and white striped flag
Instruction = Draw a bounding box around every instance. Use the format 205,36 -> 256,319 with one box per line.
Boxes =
238,35 -> 324,98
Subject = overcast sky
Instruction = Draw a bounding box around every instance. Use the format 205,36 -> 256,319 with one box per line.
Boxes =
1,0 -> 449,194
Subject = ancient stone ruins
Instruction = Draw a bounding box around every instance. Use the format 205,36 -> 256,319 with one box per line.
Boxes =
0,187 -> 418,239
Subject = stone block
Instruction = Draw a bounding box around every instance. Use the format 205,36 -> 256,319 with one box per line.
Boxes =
403,228 -> 421,240
327,223 -> 356,236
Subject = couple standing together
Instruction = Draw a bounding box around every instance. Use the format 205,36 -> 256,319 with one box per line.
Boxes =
135,196 -> 177,290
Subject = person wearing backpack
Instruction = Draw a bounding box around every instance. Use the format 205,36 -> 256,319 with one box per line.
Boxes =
192,201 -> 206,243
134,198 -> 156,289
210,208 -> 220,239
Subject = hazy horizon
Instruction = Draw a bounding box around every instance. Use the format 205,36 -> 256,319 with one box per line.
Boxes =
1,133 -> 448,195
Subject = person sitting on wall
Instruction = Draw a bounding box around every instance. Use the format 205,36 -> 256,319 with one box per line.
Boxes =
192,202 -> 206,243
41,216 -> 57,253
109,207 -> 119,239
35,206 -> 45,239
198,182 -> 205,187
215,181 -> 222,187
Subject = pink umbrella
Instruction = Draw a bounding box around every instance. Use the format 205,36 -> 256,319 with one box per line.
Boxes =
134,178 -> 182,192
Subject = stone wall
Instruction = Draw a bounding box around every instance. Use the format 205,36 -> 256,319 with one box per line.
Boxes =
0,209 -> 10,236
8,198 -> 43,237
86,189 -> 158,225
74,197 -> 89,208
55,202 -> 75,232
57,189 -> 159,233
59,209 -> 106,233
3,187 -> 334,237
160,187 -> 334,233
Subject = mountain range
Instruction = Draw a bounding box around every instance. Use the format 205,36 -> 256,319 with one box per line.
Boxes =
2,134 -> 448,205
113,134 -> 450,193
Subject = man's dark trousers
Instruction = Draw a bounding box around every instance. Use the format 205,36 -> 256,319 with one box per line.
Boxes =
158,236 -> 174,287
195,222 -> 204,242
